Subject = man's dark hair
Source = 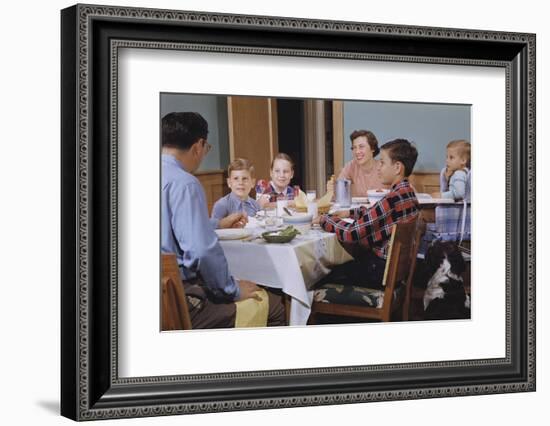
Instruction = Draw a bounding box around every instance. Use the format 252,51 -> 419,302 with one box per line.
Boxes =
380,138 -> 418,177
161,112 -> 209,150
349,129 -> 380,157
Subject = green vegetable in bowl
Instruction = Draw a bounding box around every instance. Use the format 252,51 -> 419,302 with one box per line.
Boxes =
261,226 -> 301,243
280,226 -> 300,237
263,225 -> 300,237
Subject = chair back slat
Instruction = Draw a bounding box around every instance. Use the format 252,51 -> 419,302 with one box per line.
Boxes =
381,216 -> 422,320
382,218 -> 418,288
161,253 -> 193,330
395,234 -> 417,283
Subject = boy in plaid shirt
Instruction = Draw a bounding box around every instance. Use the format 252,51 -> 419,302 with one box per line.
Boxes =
316,139 -> 419,289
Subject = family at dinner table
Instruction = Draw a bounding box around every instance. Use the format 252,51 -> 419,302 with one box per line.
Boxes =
161,111 -> 471,329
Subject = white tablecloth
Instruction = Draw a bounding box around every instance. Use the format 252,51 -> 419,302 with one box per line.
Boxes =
331,196 -> 456,212
219,227 -> 352,326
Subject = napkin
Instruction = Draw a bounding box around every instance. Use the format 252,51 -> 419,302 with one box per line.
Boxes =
294,190 -> 308,208
317,190 -> 333,207
294,189 -> 333,209
234,288 -> 269,328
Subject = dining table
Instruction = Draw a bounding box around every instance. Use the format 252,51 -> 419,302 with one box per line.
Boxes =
218,222 -> 353,326
330,195 -> 461,223
218,195 -> 464,326
416,197 -> 468,223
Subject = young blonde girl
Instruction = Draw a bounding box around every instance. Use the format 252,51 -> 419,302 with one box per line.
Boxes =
433,139 -> 471,201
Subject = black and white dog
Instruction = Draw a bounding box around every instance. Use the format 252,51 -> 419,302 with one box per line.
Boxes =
423,241 -> 470,320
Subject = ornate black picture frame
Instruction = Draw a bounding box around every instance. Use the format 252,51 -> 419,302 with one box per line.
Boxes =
61,3 -> 536,421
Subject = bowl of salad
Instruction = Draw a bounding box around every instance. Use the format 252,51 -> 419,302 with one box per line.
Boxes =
261,226 -> 300,243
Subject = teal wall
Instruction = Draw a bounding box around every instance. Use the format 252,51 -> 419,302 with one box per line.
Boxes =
160,95 -> 470,174
160,93 -> 229,172
343,101 -> 471,172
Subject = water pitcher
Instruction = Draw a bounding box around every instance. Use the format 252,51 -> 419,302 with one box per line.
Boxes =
335,178 -> 352,207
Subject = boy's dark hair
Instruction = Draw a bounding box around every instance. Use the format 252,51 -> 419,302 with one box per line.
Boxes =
161,112 -> 209,150
380,138 -> 418,177
349,129 -> 380,157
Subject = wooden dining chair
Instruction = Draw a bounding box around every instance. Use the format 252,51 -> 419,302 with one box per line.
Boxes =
161,253 -> 193,330
309,216 -> 425,323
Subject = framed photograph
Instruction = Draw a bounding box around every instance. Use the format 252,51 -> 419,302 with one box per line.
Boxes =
61,3 -> 535,421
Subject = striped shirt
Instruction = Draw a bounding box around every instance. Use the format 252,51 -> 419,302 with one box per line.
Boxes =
320,179 -> 419,259
211,192 -> 261,220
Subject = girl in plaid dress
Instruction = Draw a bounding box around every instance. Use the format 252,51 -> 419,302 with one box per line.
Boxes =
255,153 -> 296,208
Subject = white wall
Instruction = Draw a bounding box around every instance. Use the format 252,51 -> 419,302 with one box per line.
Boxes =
0,1 -> 546,425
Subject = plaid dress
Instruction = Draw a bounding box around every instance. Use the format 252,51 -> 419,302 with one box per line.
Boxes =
320,179 -> 419,260
425,167 -> 471,243
255,179 -> 295,202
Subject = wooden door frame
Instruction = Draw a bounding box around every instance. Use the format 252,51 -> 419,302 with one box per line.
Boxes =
332,100 -> 345,178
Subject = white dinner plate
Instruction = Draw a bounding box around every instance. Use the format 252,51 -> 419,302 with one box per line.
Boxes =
282,212 -> 313,224
215,228 -> 253,240
367,189 -> 390,203
367,189 -> 390,196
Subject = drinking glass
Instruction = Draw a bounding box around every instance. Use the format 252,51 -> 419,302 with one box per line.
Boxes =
307,201 -> 318,217
276,196 -> 288,217
264,207 -> 277,230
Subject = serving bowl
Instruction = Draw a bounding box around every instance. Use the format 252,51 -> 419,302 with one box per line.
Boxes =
261,226 -> 300,243
283,212 -> 313,233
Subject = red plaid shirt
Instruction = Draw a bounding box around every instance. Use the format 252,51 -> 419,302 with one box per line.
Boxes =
255,179 -> 295,202
320,179 -> 419,259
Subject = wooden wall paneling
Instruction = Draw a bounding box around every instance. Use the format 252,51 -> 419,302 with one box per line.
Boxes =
332,101 -> 344,179
408,172 -> 441,194
227,96 -> 279,181
268,98 -> 278,163
194,170 -> 227,214
303,100 -> 327,194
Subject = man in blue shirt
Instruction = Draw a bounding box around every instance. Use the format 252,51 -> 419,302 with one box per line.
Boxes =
161,112 -> 285,328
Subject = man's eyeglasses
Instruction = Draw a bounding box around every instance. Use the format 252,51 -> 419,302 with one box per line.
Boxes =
201,140 -> 212,155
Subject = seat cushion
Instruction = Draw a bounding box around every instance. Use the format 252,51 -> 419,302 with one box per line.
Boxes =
313,282 -> 407,309
313,283 -> 385,308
